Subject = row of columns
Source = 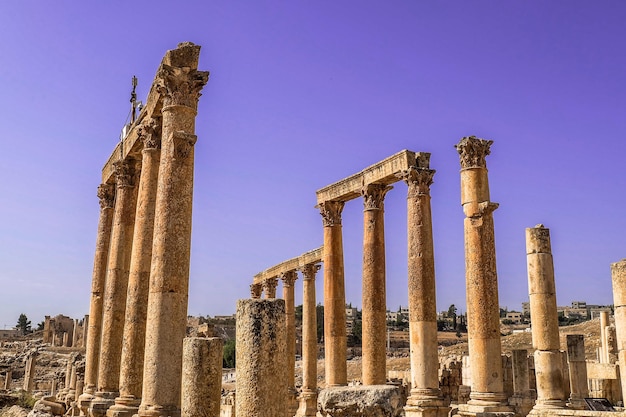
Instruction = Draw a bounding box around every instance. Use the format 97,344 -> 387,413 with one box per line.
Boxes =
80,44 -> 208,417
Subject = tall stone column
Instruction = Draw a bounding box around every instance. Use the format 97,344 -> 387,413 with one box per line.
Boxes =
318,200 -> 347,386
79,184 -> 115,415
263,277 -> 278,299
296,263 -> 321,417
235,299 -> 287,417
281,270 -> 298,393
73,319 -> 79,347
23,352 -> 37,392
611,259 -> 626,402
600,311 -> 610,363
4,369 -> 11,390
108,120 -> 161,417
82,315 -> 89,349
361,183 -> 391,386
400,154 -> 448,417
455,137 -> 512,416
90,159 -> 139,417
566,335 -> 588,409
526,225 -> 565,410
137,45 -> 209,417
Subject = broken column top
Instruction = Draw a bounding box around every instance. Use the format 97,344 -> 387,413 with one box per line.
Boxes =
526,224 -> 551,254
455,136 -> 493,169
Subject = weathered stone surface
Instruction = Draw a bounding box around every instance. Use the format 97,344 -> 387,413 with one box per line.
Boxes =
317,386 -> 404,417
181,337 -> 222,417
3,405 -> 29,417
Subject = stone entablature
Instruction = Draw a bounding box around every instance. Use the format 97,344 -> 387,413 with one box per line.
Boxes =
253,246 -> 323,285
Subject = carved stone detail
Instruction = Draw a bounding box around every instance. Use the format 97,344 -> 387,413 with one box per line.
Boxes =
97,184 -> 115,209
156,65 -> 209,109
280,270 -> 298,287
399,165 -> 435,198
250,283 -> 262,299
113,160 -> 135,188
138,118 -> 161,150
361,183 -> 392,211
172,131 -> 197,160
455,136 -> 494,169
300,263 -> 321,281
263,277 -> 278,299
318,201 -> 345,227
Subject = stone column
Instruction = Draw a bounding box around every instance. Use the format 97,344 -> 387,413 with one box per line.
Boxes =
79,184 -> 115,414
281,270 -> 298,392
455,137 -> 511,416
181,337 -> 223,417
68,365 -> 78,401
137,45 -> 209,417
73,319 -> 79,348
90,159 -> 139,417
566,335 -> 588,409
60,354 -> 74,401
63,332 -> 70,347
82,315 -> 89,349
611,259 -> 626,402
23,352 -> 37,392
4,369 -> 11,390
51,379 -> 57,397
400,154 -> 448,417
318,200 -> 347,386
235,299 -> 287,417
263,277 -> 278,299
296,263 -> 321,417
600,311 -> 610,364
250,283 -> 262,299
526,225 -> 565,410
361,183 -> 391,386
108,120 -> 161,417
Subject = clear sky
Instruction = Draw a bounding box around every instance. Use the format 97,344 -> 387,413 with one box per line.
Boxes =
1,2 -> 625,328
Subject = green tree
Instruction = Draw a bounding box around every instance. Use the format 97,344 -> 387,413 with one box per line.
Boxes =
447,304 -> 457,330
295,304 -> 303,325
223,338 -> 236,368
16,314 -> 31,336
36,321 -> 45,331
349,320 -> 362,346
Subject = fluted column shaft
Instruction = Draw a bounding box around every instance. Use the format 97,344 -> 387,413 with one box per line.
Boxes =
91,159 -> 139,417
109,121 -> 161,417
82,185 -> 115,399
138,58 -> 208,417
611,259 -> 626,402
455,137 -> 507,407
281,270 -> 298,392
318,200 -> 347,386
361,183 -> 391,385
526,225 -> 565,409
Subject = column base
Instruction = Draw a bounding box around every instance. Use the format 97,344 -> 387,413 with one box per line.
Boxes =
295,390 -> 317,417
107,396 -> 141,417
78,391 -> 95,416
137,403 -> 180,417
458,400 -> 514,417
566,398 -> 587,410
89,391 -> 118,417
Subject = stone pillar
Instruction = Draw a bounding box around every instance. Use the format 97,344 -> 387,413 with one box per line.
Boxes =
73,319 -> 79,348
611,259 -> 626,402
108,120 -> 161,417
318,200 -> 347,386
82,315 -> 89,348
600,311 -> 610,364
63,332 -> 70,347
68,365 -> 78,400
90,158 -> 139,417
181,337 -> 223,417
51,379 -> 57,397
361,183 -> 391,386
399,154 -> 448,417
137,44 -> 208,417
79,184 -> 115,414
250,283 -> 262,299
24,352 -> 37,392
511,350 -> 530,395
235,299 -> 287,417
281,270 -> 298,393
61,354 -> 74,400
455,137 -> 512,416
263,277 -> 278,299
566,335 -> 588,409
526,225 -> 565,410
4,369 -> 11,390
296,263 -> 321,417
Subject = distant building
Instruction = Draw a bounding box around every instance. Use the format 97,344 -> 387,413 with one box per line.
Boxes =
505,312 -> 522,324
521,302 -> 530,316
0,329 -> 19,340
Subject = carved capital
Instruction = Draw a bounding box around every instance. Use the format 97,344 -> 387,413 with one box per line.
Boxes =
250,283 -> 262,299
157,65 -> 209,109
280,270 -> 298,287
97,184 -> 115,209
299,263 -> 321,281
113,160 -> 135,188
398,165 -> 435,198
138,118 -> 161,150
455,136 -> 493,169
262,277 -> 278,298
318,200 -> 345,227
361,183 -> 392,211
172,131 -> 197,159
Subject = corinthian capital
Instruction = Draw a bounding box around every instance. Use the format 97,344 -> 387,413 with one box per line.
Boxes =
299,263 -> 321,281
280,270 -> 298,287
113,160 -> 135,188
361,183 -> 392,211
455,136 -> 493,169
262,277 -> 278,299
157,65 -> 209,108
138,118 -> 161,150
317,200 -> 345,227
97,184 -> 115,209
398,153 -> 435,198
250,283 -> 262,299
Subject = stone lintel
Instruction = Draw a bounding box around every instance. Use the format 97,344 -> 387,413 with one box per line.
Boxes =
586,362 -> 618,380
253,246 -> 323,284
316,149 -> 419,204
101,42 -> 202,184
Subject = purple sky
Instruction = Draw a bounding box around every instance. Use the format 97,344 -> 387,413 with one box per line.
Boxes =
1,2 -> 625,328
